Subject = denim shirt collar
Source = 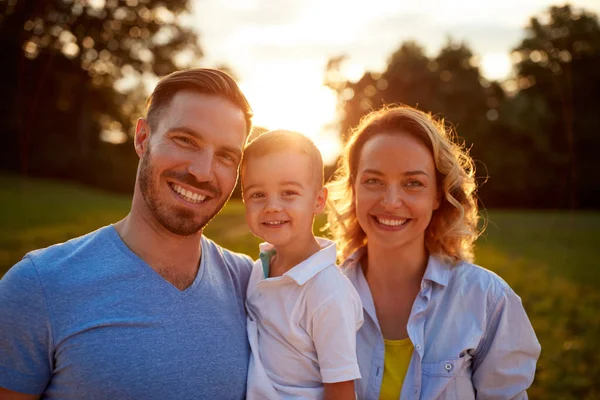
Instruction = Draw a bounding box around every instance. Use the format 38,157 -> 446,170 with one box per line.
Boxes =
341,247 -> 451,289
341,248 -> 452,332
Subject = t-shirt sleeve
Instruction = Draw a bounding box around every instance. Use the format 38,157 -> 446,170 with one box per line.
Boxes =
310,285 -> 364,383
0,256 -> 53,394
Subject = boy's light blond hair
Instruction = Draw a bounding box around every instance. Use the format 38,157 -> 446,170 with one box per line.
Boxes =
241,130 -> 324,190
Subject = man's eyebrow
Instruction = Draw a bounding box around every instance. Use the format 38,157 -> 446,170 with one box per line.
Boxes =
166,126 -> 201,138
167,126 -> 242,157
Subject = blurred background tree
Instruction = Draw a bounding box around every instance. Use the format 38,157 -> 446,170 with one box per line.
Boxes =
510,4 -> 600,208
327,4 -> 600,209
0,0 -> 201,192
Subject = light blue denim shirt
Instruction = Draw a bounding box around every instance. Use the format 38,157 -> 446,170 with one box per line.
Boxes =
342,249 -> 541,400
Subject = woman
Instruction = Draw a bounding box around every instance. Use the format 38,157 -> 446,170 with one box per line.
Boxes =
327,105 -> 540,400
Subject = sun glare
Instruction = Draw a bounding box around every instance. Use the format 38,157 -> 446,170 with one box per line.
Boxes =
480,53 -> 513,81
239,61 -> 341,165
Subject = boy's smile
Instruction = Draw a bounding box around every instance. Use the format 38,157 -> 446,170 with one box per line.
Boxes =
241,151 -> 326,253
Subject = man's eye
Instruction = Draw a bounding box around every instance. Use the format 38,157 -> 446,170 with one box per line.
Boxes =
174,136 -> 195,146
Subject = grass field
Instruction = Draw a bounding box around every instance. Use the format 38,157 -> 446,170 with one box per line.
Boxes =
1,174 -> 599,399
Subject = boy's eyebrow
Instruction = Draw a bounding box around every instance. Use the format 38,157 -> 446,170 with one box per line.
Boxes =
242,180 -> 304,193
167,126 -> 242,157
280,180 -> 304,188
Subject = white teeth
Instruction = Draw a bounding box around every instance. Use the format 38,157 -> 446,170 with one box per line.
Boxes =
171,184 -> 207,204
376,217 -> 408,227
264,220 -> 286,225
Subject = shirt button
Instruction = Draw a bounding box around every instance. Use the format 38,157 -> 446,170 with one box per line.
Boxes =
445,363 -> 453,371
415,344 -> 421,351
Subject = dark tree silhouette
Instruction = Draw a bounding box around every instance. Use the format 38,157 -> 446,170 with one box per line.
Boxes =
0,0 -> 201,191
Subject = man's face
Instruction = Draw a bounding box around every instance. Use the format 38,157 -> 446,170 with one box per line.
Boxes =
136,91 -> 247,236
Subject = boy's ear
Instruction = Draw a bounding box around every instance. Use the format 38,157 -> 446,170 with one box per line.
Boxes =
314,186 -> 328,214
134,118 -> 151,158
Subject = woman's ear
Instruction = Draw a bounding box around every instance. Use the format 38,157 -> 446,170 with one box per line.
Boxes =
315,186 -> 328,214
134,118 -> 151,158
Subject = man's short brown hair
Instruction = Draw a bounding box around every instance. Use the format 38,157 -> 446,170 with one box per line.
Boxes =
146,68 -> 253,136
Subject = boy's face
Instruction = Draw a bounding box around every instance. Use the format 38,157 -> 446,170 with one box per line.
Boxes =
241,150 -> 326,249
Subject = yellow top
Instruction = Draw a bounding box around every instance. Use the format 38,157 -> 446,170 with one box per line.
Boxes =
379,337 -> 414,400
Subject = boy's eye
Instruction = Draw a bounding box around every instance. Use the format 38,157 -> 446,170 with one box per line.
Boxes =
249,192 -> 265,199
282,190 -> 298,197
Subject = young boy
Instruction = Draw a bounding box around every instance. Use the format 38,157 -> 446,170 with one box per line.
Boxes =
241,130 -> 364,400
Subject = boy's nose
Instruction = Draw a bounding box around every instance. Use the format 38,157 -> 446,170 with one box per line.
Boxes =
264,201 -> 282,213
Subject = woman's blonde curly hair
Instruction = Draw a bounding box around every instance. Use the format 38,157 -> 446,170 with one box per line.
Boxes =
326,105 -> 481,265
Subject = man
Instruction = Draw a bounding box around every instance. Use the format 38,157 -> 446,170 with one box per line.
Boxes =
0,69 -> 254,399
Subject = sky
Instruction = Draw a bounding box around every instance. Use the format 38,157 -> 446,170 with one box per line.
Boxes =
190,0 -> 600,164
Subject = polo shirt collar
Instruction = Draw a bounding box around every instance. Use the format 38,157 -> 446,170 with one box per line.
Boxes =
258,237 -> 337,285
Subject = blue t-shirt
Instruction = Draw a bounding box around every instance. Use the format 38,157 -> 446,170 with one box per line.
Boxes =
0,225 -> 253,399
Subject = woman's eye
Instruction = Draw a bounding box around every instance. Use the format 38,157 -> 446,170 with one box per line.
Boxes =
364,178 -> 382,186
406,180 -> 424,187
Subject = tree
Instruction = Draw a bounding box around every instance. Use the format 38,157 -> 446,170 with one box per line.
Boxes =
0,0 -> 201,191
327,39 -> 507,205
511,4 -> 600,208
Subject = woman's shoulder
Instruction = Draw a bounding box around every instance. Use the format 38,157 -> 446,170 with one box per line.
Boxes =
444,259 -> 514,302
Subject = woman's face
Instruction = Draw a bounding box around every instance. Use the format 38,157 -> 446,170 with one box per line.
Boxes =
354,132 -> 440,252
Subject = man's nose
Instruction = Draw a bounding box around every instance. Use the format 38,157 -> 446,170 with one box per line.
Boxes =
187,149 -> 215,182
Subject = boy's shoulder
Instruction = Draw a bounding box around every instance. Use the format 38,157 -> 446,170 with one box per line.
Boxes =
304,263 -> 361,311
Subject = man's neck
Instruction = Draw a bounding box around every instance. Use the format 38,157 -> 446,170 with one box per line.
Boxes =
114,207 -> 203,289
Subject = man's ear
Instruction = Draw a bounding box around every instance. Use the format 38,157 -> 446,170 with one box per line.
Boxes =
314,186 -> 328,214
134,118 -> 151,158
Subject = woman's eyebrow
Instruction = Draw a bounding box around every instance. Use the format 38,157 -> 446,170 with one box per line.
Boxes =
360,168 -> 429,177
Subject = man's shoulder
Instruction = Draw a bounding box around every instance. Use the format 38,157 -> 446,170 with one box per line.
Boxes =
24,225 -> 115,271
201,236 -> 253,275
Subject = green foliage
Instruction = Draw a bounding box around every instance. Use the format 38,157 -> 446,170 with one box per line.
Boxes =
512,5 -> 600,208
327,4 -> 600,209
0,0 -> 201,191
1,175 -> 599,398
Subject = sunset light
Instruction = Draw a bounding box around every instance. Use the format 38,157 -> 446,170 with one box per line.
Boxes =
194,0 -> 600,165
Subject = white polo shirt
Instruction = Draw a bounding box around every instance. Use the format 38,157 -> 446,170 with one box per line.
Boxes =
246,238 -> 364,400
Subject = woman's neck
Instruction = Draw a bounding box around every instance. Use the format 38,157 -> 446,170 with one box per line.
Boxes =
363,242 -> 429,290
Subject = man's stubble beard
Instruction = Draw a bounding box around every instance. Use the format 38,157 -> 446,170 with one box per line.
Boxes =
137,146 -> 231,236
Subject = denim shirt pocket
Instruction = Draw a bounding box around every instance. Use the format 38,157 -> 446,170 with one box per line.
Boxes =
420,356 -> 475,400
